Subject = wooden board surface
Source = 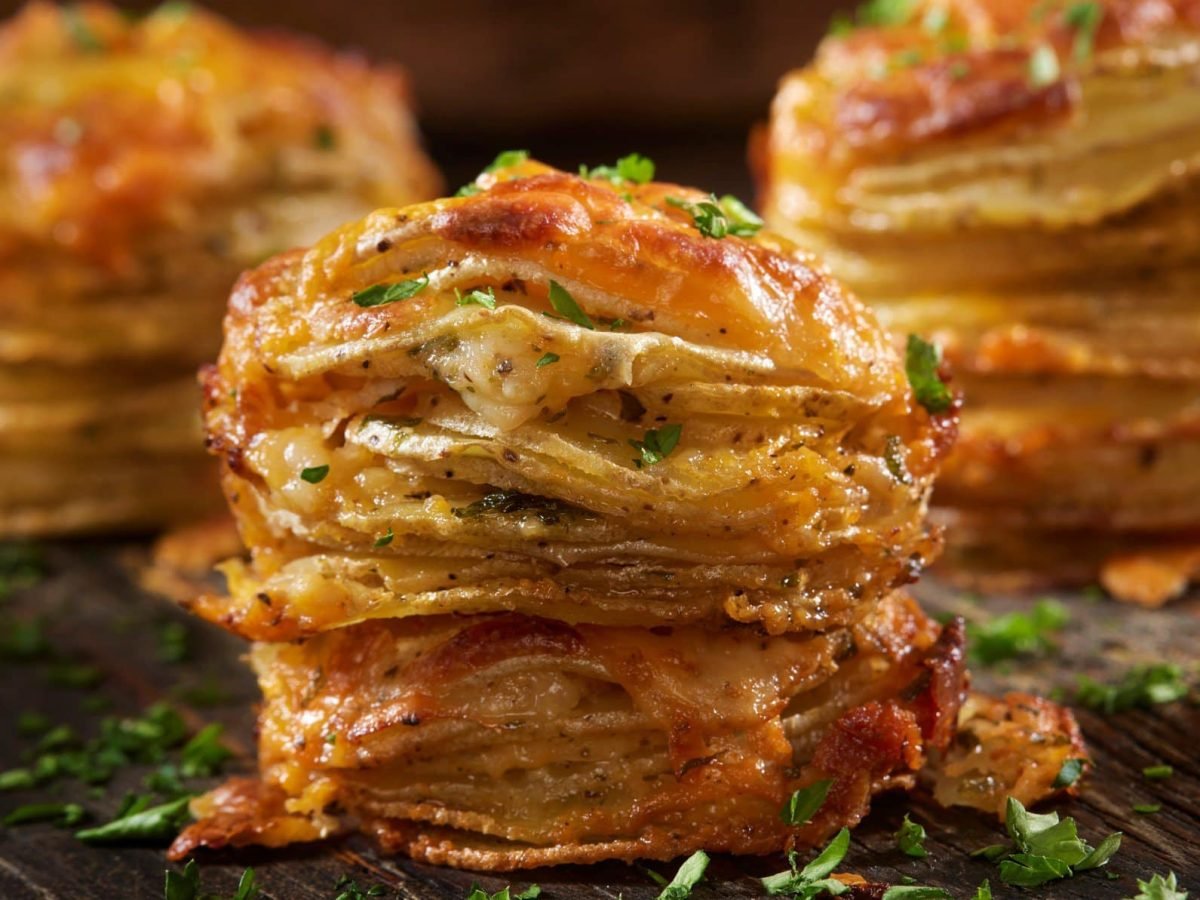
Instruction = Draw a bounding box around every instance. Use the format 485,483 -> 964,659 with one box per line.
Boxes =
0,539 -> 1196,900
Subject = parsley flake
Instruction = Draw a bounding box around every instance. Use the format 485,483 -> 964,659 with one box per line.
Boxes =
3,801 -> 86,827
334,874 -> 389,899
1130,872 -> 1189,900
967,599 -> 1067,665
667,193 -> 762,238
548,280 -> 595,329
464,885 -> 541,900
904,334 -> 953,413
64,6 -> 105,52
1052,757 -> 1086,789
1076,663 -> 1190,713
314,124 -> 337,151
76,794 -> 192,844
1065,1 -> 1104,61
536,352 -> 560,368
1143,764 -> 1174,781
881,888 -> 952,899
582,153 -> 656,185
165,860 -> 260,900
352,274 -> 430,308
630,424 -> 683,468
485,149 -> 529,173
374,528 -> 394,548
781,779 -> 833,826
656,850 -> 709,900
976,796 -> 1121,888
456,286 -> 497,309
895,813 -> 929,858
762,826 -> 851,896
1134,803 -> 1162,815
300,465 -> 330,484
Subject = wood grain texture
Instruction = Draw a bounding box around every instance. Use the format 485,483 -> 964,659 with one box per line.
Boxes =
0,539 -> 1196,900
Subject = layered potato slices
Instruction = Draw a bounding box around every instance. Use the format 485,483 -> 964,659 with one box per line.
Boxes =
0,1 -> 440,536
757,0 -> 1200,595
174,158 -> 1079,869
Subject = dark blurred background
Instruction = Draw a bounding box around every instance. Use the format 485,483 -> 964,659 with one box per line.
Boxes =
0,0 -> 850,194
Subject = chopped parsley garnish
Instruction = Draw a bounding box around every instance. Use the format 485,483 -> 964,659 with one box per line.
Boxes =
179,723 -> 232,777
456,286 -> 497,309
655,850 -> 709,900
1065,1 -> 1103,60
630,424 -> 683,468
1143,764 -> 1174,781
351,274 -> 430,308
884,434 -> 913,485
895,813 -> 929,858
830,0 -> 918,33
64,6 -> 105,52
374,528 -> 394,548
781,778 -> 833,826
485,149 -> 529,173
76,794 -> 192,843
0,542 -> 45,599
973,796 -> 1120,887
1075,663 -> 1190,713
667,194 -> 762,239
455,183 -> 482,198
46,662 -> 103,688
465,885 -> 541,900
165,859 -> 260,900
972,881 -> 993,900
582,153 -> 656,185
1134,803 -> 1162,815
536,352 -> 560,368
858,0 -> 918,26
1130,872 -> 1188,900
762,826 -> 851,896
0,616 -> 49,660
3,801 -> 86,827
333,875 -> 388,899
966,599 -> 1067,665
1029,43 -> 1061,87
314,124 -> 337,151
547,280 -> 595,329
300,465 -> 330,484
1052,757 -> 1086,788
904,334 -> 953,413
156,621 -> 189,664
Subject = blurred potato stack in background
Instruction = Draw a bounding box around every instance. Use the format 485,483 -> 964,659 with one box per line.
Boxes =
0,1 -> 439,537
758,0 -> 1200,599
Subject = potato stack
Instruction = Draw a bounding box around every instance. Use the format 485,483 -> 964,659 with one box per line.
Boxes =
0,1 -> 440,536
173,158 -> 1081,870
758,0 -> 1200,594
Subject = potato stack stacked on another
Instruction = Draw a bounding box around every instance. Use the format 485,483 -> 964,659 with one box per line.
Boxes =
0,1 -> 440,537
172,156 -> 1082,870
758,0 -> 1200,598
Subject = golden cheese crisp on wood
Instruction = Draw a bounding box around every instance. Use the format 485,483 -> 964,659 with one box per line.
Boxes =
0,1 -> 440,536
757,0 -> 1200,591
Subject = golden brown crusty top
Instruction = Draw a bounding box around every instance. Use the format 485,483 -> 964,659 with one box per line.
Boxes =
212,156 -> 910,423
787,0 -> 1200,160
0,2 -> 440,267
